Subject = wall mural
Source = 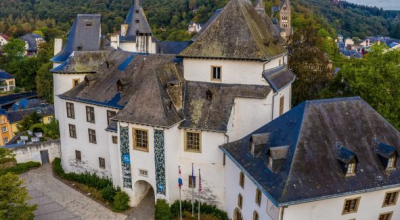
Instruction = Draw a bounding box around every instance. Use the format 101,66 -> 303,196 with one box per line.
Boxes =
120,126 -> 132,188
154,129 -> 166,195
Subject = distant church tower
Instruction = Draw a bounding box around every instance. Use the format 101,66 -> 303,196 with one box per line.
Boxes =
279,0 -> 292,41
111,0 -> 157,53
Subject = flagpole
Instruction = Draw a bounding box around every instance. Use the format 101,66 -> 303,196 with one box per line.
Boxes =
198,169 -> 201,220
192,163 -> 194,217
179,166 -> 182,220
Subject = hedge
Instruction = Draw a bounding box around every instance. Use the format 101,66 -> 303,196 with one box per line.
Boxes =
0,161 -> 41,175
53,158 -> 130,211
156,200 -> 228,220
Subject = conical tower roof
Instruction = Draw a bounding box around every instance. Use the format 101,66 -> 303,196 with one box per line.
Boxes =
179,0 -> 286,60
120,0 -> 152,42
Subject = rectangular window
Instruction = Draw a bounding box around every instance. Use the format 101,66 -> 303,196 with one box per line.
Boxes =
379,212 -> 393,220
279,96 -> 285,116
387,156 -> 396,169
66,102 -> 75,119
133,128 -> 148,151
383,191 -> 399,207
69,124 -> 77,138
238,194 -> 243,209
342,197 -> 360,215
255,189 -> 262,206
347,162 -> 356,176
239,172 -> 245,188
139,169 -> 148,177
86,106 -> 95,123
4,137 -> 8,144
189,176 -> 196,188
1,126 -> 7,133
112,136 -> 118,144
99,157 -> 105,169
88,129 -> 97,144
211,66 -> 222,81
185,131 -> 201,152
72,79 -> 80,87
107,110 -> 117,126
75,150 -> 81,162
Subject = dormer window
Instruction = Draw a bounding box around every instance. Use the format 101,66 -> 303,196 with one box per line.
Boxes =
376,142 -> 397,171
135,19 -> 139,24
250,133 -> 269,157
85,77 -> 89,86
346,161 -> 356,176
77,46 -> 83,51
135,10 -> 139,13
206,89 -> 213,101
117,82 -> 123,92
336,145 -> 358,177
388,155 -> 397,169
266,146 -> 289,172
86,21 -> 93,27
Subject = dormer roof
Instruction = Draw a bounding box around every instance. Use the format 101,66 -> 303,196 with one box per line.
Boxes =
179,0 -> 286,60
51,14 -> 102,63
376,142 -> 397,159
221,97 -> 400,207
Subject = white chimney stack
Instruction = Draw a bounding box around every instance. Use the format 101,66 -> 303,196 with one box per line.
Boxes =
54,38 -> 63,56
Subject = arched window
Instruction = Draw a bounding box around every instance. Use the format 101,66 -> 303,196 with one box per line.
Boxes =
253,211 -> 259,220
238,194 -> 243,209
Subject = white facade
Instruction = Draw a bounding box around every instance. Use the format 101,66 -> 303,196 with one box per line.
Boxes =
57,98 -> 118,177
183,56 -> 286,85
0,34 -> 8,46
111,34 -> 157,54
225,152 -> 400,220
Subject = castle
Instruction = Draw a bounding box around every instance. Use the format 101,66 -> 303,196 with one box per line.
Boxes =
51,0 -> 400,220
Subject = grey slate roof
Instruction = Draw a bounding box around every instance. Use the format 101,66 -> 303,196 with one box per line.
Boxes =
120,1 -> 153,42
157,42 -> 191,55
51,14 -> 102,63
180,81 -> 271,132
263,66 -> 296,92
20,34 -> 44,52
3,105 -> 54,123
0,69 -> 14,79
221,97 -> 400,207
51,51 -> 109,73
180,0 -> 286,60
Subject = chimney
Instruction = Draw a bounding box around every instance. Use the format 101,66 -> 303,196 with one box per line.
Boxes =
121,24 -> 129,37
134,0 -> 141,8
54,38 -> 63,56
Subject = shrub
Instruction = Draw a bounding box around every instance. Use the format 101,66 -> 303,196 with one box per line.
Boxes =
170,200 -> 228,220
101,185 -> 118,203
0,161 -> 41,175
155,199 -> 172,220
112,191 -> 130,212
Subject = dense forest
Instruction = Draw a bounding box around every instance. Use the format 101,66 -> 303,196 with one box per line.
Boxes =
0,0 -> 399,41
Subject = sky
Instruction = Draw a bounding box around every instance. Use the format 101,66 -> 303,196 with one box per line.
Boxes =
344,0 -> 400,10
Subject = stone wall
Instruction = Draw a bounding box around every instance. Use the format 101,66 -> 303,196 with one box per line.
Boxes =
12,140 -> 61,164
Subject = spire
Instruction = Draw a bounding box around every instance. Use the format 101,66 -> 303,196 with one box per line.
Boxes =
255,0 -> 264,9
133,0 -> 140,8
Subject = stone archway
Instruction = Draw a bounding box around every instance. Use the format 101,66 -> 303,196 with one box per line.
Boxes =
133,180 -> 155,206
233,208 -> 243,220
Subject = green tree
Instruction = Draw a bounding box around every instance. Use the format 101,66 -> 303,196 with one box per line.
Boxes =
0,173 -> 37,220
36,62 -> 54,103
288,26 -> 333,105
2,38 -> 25,59
17,112 -> 42,132
321,45 -> 400,129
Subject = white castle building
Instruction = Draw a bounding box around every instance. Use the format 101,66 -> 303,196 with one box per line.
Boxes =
51,0 -> 400,219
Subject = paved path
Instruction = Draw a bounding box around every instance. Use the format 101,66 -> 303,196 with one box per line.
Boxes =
20,164 -> 127,220
126,189 -> 155,220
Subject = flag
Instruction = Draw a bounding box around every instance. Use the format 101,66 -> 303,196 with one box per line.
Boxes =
198,169 -> 202,193
178,166 -> 183,188
191,163 -> 195,187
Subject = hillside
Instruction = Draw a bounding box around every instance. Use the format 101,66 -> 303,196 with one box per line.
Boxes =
300,0 -> 400,38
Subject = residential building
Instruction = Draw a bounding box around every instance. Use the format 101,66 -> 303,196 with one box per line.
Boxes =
188,22 -> 204,33
0,33 -> 8,46
20,33 -> 46,56
0,69 -> 15,92
0,100 -> 54,146
52,0 -> 294,209
221,97 -> 400,220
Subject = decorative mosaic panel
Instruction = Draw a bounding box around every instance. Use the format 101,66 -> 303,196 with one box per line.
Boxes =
120,126 -> 132,188
154,130 -> 166,195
